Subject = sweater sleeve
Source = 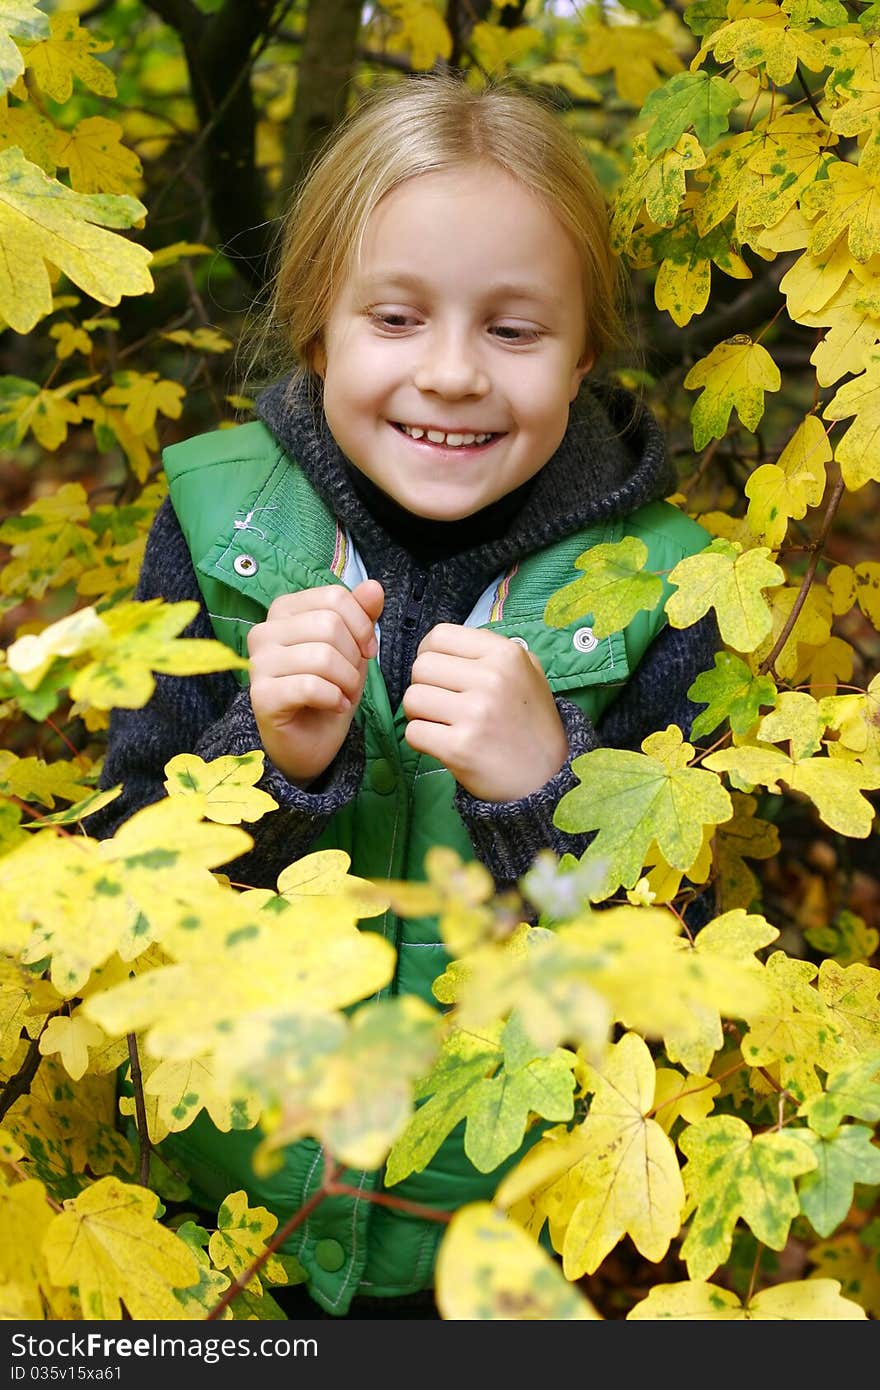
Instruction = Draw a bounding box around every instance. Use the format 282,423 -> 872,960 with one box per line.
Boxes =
452,613 -> 721,891
84,496 -> 364,889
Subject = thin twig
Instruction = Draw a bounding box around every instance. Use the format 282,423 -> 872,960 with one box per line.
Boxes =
758,476 -> 846,678
126,1033 -> 152,1186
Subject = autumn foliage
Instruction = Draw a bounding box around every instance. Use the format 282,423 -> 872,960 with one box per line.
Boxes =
0,0 -> 878,1322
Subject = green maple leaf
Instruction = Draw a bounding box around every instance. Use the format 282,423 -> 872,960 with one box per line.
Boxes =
666,538 -> 785,653
0,147 -> 153,334
684,337 -> 782,449
385,1018 -> 576,1182
641,71 -> 741,158
798,1050 -> 880,1138
689,650 -> 778,739
683,0 -> 730,37
0,0 -> 48,96
797,1126 -> 880,1237
544,536 -> 663,638
679,1115 -> 817,1279
555,726 -> 732,897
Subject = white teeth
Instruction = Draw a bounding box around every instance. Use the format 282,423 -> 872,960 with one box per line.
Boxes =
399,423 -> 494,447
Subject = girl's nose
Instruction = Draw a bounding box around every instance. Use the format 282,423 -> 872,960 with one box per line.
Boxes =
412,333 -> 490,398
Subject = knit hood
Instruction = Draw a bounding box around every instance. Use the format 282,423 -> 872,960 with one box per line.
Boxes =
255,373 -> 676,582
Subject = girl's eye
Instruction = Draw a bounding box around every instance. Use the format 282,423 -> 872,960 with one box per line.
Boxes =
368,310 -> 419,331
490,324 -> 540,343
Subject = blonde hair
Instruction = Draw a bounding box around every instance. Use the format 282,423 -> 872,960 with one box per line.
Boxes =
244,73 -> 628,393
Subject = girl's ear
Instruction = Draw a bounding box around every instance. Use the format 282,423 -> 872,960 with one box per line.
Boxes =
570,352 -> 593,401
311,339 -> 327,379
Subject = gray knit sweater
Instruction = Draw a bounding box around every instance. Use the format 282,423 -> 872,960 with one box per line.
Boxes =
89,377 -> 719,892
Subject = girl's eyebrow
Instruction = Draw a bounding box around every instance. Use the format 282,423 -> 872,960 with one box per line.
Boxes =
359,269 -> 559,307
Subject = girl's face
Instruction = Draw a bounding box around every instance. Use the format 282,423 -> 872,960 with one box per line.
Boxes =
315,162 -> 591,520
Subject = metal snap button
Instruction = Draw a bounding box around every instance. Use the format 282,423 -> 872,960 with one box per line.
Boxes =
233,553 -> 258,577
573,626 -> 598,653
509,636 -> 530,650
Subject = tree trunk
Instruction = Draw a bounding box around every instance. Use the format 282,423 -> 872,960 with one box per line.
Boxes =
280,0 -> 364,203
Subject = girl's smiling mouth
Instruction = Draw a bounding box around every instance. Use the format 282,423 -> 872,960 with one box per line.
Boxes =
391,421 -> 505,449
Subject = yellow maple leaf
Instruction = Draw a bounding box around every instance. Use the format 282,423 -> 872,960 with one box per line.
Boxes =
700,8 -> 827,86
382,0 -> 452,69
148,241 -> 213,269
0,749 -> 95,808
684,336 -> 781,449
693,129 -> 764,238
38,1013 -> 109,1082
21,11 -> 115,102
118,1053 -> 259,1143
6,605 -> 108,689
102,370 -> 184,435
469,20 -> 543,74
742,111 -> 836,235
0,376 -> 86,450
704,743 -> 880,838
161,327 -> 233,353
42,1177 -> 201,1319
799,274 -> 880,385
163,750 -> 278,825
0,1179 -> 53,1319
751,581 -> 831,678
0,1 -> 48,98
436,1203 -> 600,1320
666,537 -> 785,652
802,158 -> 880,264
808,1232 -> 880,1317
207,1190 -> 287,1296
612,132 -> 705,250
52,115 -> 143,195
497,1032 -> 685,1277
628,1276 -> 867,1319
652,1067 -> 719,1136
823,347 -> 880,488
0,957 -> 59,1063
77,394 -> 156,482
745,414 -> 830,547
579,20 -> 684,106
49,321 -> 92,359
779,238 -> 856,317
0,147 -> 153,334
70,597 -> 248,710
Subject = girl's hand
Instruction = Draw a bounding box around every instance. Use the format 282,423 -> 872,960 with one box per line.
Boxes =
402,624 -> 569,801
247,579 -> 384,785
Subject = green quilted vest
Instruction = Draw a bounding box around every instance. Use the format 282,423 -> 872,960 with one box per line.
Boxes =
161,420 -> 710,1315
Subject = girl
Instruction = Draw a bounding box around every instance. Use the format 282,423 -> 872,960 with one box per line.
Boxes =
90,74 -> 718,1318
